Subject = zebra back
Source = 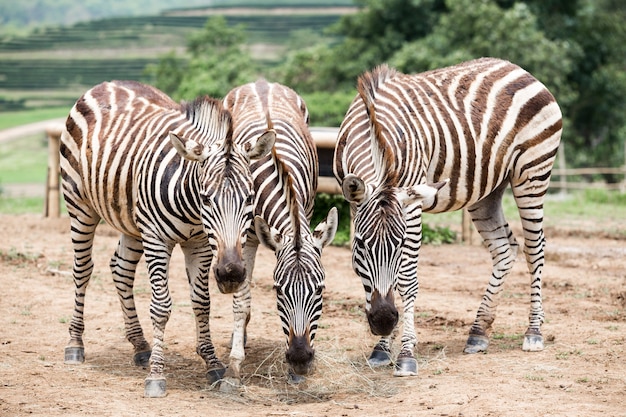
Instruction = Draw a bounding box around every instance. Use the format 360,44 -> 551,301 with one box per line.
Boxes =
224,79 -> 318,228
335,57 -> 562,212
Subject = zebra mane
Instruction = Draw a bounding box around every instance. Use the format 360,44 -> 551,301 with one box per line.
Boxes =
357,64 -> 400,187
182,96 -> 234,149
264,109 -> 274,133
254,78 -> 277,137
272,147 -> 303,252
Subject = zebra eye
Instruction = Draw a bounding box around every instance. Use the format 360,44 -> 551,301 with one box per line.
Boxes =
315,285 -> 324,296
273,283 -> 282,296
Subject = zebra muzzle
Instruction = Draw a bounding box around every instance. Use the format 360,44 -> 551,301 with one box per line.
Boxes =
367,288 -> 398,336
214,261 -> 247,294
285,334 -> 315,375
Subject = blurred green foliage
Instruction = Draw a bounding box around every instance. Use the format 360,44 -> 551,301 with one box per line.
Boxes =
150,0 -> 626,170
310,193 -> 353,246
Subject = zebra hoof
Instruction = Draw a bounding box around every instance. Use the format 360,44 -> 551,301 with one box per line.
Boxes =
144,377 -> 167,398
393,357 -> 417,377
464,334 -> 489,354
133,350 -> 151,367
367,345 -> 392,367
206,367 -> 227,384
287,370 -> 306,385
522,333 -> 544,352
218,377 -> 242,393
64,346 -> 85,364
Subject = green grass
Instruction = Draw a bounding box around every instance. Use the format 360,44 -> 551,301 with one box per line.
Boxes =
0,196 -> 45,214
0,134 -> 49,183
0,106 -> 69,130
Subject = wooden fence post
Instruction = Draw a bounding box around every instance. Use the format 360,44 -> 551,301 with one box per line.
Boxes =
461,208 -> 473,244
622,140 -> 626,193
45,125 -> 62,218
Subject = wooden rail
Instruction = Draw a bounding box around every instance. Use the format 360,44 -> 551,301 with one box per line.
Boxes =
45,125 -> 63,218
309,127 -> 342,195
550,168 -> 626,191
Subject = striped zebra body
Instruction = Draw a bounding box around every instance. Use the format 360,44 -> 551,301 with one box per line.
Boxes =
60,80 -> 274,396
333,58 -> 562,376
223,80 -> 337,387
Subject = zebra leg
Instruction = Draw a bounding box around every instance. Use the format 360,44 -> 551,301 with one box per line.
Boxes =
64,210 -> 99,365
179,240 -> 226,387
513,188 -> 547,352
142,239 -> 175,398
393,288 -> 418,376
220,240 -> 257,392
391,208 -> 423,376
464,186 -> 518,354
110,234 -> 151,366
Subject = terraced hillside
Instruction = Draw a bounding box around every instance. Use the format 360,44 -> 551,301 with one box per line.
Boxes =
0,3 -> 356,109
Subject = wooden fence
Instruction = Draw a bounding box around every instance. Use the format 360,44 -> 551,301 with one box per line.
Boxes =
551,145 -> 626,192
43,125 -> 625,243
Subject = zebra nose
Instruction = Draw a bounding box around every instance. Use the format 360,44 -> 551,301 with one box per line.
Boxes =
214,250 -> 247,294
367,288 -> 398,336
286,335 -> 315,375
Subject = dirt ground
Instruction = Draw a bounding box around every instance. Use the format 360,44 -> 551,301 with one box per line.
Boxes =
0,212 -> 624,417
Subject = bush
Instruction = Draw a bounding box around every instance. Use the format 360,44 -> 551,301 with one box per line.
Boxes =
0,96 -> 26,111
311,193 -> 352,246
302,91 -> 356,127
583,189 -> 626,205
422,223 -> 457,245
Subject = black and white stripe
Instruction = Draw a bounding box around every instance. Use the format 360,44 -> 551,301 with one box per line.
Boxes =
333,57 -> 562,376
60,80 -> 274,396
222,80 -> 337,385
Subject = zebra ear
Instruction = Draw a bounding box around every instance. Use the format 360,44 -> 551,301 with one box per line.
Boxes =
247,129 -> 276,160
342,174 -> 368,204
168,132 -> 208,162
254,215 -> 283,252
312,207 -> 338,249
399,179 -> 449,207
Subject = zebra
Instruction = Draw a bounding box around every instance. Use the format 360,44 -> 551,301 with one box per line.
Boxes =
333,57 -> 562,376
221,80 -> 338,388
60,80 -> 274,397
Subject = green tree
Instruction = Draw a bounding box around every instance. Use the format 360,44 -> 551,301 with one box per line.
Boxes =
327,0 -> 446,81
278,0 -> 626,170
149,16 -> 260,100
143,51 -> 184,97
558,0 -> 625,168
512,0 -> 626,169
178,16 -> 260,99
274,0 -> 447,94
390,0 -> 579,110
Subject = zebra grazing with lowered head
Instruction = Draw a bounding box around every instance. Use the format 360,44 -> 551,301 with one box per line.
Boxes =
220,80 -> 337,389
333,58 -> 562,376
60,80 -> 274,397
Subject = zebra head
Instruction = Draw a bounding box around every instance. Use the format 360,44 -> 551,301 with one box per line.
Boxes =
342,175 -> 447,336
336,64 -> 448,336
255,169 -> 338,376
169,103 -> 275,294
